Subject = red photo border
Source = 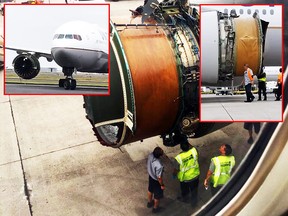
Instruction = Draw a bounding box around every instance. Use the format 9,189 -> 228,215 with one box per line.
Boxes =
199,3 -> 284,123
3,3 -> 111,96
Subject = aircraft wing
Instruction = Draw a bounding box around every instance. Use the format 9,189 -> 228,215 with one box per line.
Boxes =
1,46 -> 53,62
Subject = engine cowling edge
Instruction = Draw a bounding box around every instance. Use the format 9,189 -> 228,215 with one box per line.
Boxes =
12,54 -> 40,79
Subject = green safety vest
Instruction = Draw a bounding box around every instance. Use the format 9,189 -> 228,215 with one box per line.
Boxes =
211,155 -> 235,187
175,148 -> 200,182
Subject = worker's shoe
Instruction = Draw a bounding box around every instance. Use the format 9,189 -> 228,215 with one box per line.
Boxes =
251,96 -> 255,101
147,200 -> 154,208
257,98 -> 261,101
247,137 -> 254,144
152,207 -> 161,214
244,100 -> 252,103
177,196 -> 189,203
263,98 -> 267,101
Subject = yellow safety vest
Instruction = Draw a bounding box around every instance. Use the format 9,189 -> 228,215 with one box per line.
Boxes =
175,148 -> 200,182
211,155 -> 235,187
258,77 -> 266,82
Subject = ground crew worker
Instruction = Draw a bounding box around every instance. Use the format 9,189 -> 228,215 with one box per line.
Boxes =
204,144 -> 235,196
257,69 -> 267,101
275,68 -> 282,101
173,141 -> 200,206
241,64 -> 255,102
147,147 -> 165,214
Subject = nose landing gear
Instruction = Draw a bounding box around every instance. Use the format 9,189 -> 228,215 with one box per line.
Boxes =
58,67 -> 77,90
59,78 -> 77,90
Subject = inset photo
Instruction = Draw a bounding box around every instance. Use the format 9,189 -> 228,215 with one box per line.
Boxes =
4,4 -> 109,95
200,4 -> 283,122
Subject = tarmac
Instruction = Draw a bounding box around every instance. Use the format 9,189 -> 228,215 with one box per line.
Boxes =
1,69 -> 255,215
201,93 -> 283,121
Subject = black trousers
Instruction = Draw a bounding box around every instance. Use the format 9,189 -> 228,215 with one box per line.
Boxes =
258,81 -> 267,100
276,83 -> 282,99
210,183 -> 222,196
180,177 -> 199,205
245,83 -> 254,101
244,122 -> 261,134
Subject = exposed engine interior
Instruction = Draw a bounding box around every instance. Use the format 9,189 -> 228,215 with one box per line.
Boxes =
84,1 -> 213,148
83,0 -> 280,148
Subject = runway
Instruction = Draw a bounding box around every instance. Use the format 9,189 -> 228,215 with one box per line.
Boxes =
201,93 -> 283,121
5,83 -> 109,95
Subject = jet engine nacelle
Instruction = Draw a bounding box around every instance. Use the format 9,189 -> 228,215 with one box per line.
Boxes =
83,2 -> 230,148
12,54 -> 40,79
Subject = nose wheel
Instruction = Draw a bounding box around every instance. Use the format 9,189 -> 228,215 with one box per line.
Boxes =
58,67 -> 77,90
59,78 -> 76,90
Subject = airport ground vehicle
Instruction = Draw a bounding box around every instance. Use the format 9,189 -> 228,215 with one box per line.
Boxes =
215,87 -> 233,95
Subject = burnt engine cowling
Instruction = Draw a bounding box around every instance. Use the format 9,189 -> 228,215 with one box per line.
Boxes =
12,54 -> 40,79
83,1 -> 230,148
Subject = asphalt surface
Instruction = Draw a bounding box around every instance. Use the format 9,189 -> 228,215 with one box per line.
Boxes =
5,83 -> 109,95
201,93 -> 283,121
0,76 -> 253,215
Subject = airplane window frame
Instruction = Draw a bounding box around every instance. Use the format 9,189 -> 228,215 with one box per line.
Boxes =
239,9 -> 244,14
247,9 -> 251,14
270,9 -> 274,15
195,122 -> 278,215
262,9 -> 266,15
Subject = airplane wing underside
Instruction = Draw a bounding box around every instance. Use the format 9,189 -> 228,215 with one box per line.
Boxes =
3,46 -> 53,62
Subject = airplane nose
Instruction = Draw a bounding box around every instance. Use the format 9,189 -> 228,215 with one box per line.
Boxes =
51,47 -> 107,72
51,47 -> 79,68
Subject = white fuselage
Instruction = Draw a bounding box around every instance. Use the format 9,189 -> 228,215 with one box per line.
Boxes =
216,5 -> 282,67
201,5 -> 282,86
51,21 -> 108,73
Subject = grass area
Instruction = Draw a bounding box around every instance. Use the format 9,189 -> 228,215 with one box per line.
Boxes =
5,70 -> 108,87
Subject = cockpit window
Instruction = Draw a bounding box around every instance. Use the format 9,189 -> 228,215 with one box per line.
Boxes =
54,34 -> 82,40
58,34 -> 64,39
65,34 -> 73,39
73,34 -> 82,41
